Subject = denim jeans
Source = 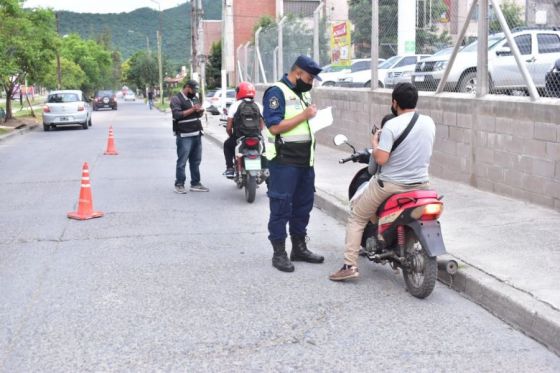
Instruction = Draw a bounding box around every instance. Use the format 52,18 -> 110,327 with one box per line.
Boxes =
266,162 -> 315,242
175,135 -> 202,187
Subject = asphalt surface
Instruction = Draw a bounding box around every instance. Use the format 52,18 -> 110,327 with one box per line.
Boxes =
0,100 -> 559,371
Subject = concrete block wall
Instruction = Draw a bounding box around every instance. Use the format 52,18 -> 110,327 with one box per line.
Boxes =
256,85 -> 560,211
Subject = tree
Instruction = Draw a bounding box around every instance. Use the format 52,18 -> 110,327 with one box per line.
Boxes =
0,0 -> 57,120
206,41 -> 221,88
490,0 -> 525,33
40,57 -> 86,90
111,51 -> 123,90
349,0 -> 453,58
123,51 -> 159,92
59,34 -> 113,94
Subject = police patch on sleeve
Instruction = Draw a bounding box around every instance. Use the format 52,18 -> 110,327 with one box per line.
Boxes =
269,96 -> 280,110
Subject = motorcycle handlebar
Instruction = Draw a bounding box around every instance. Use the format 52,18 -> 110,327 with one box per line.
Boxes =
339,149 -> 370,164
339,154 -> 358,164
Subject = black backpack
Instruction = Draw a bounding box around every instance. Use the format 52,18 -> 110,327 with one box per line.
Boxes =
233,100 -> 261,137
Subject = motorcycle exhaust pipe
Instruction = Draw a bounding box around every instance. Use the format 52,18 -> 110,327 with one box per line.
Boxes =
437,258 -> 459,275
372,251 -> 396,261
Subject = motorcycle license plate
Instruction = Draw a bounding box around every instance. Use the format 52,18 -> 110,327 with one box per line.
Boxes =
244,157 -> 261,171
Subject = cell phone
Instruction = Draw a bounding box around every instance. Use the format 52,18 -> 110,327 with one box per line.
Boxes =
371,126 -> 379,135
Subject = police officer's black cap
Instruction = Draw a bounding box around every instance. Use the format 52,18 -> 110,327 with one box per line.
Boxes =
185,79 -> 199,90
294,55 -> 322,81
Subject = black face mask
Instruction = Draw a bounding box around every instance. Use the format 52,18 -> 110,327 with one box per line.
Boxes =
187,92 -> 196,99
391,104 -> 397,116
295,78 -> 313,93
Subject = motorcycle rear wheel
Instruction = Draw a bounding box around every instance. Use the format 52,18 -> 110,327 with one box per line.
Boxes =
245,174 -> 256,203
402,231 -> 437,299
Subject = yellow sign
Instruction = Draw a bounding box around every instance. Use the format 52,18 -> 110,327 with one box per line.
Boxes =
330,21 -> 352,67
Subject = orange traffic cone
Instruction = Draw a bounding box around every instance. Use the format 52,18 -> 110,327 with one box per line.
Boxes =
67,162 -> 104,220
104,126 -> 118,155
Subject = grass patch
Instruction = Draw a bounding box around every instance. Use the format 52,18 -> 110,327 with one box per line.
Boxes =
154,98 -> 170,112
0,128 -> 10,135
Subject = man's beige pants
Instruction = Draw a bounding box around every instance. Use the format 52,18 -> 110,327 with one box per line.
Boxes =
344,177 -> 430,267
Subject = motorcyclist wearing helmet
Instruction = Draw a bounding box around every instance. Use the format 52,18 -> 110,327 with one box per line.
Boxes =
223,82 -> 264,178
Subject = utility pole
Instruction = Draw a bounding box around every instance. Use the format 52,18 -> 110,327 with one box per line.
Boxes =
191,0 -> 201,76
55,12 -> 62,90
157,30 -> 163,105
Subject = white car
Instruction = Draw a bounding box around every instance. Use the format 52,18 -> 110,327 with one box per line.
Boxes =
203,88 -> 235,115
337,54 -> 431,88
42,90 -> 92,131
384,48 -> 454,88
124,92 -> 136,101
412,29 -> 560,93
318,59 -> 385,87
318,63 -> 352,86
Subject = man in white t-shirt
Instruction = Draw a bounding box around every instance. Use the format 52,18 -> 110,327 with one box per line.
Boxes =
330,83 -> 436,281
223,82 -> 264,178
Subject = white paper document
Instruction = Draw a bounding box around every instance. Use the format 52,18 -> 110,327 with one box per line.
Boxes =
308,106 -> 333,134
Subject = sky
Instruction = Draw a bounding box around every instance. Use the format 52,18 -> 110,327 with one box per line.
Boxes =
23,0 -> 187,14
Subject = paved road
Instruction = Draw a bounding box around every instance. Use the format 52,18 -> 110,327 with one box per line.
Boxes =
0,101 -> 559,371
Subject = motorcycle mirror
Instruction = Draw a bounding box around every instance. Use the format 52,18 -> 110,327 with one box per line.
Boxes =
333,134 -> 348,147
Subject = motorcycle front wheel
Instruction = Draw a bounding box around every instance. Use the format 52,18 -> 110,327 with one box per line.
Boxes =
245,174 -> 256,203
402,230 -> 437,299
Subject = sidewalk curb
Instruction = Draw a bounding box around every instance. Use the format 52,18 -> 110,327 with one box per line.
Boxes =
313,187 -> 560,356
204,128 -> 560,356
0,124 -> 39,144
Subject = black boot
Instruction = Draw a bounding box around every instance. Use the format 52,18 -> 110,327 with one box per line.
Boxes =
271,241 -> 294,272
290,236 -> 324,263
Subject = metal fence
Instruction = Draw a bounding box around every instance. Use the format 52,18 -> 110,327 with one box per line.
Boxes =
235,0 -> 560,100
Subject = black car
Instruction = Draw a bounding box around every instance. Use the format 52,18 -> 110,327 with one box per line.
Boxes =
545,59 -> 560,97
93,90 -> 117,110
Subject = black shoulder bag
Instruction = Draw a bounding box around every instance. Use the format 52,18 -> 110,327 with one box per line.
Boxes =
368,112 -> 419,175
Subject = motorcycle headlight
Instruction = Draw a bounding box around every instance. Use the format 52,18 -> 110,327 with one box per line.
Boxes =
434,61 -> 448,71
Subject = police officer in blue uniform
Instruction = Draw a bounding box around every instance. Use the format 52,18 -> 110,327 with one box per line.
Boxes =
262,55 -> 325,272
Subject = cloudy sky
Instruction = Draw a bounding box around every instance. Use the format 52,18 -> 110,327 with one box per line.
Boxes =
24,0 -> 187,14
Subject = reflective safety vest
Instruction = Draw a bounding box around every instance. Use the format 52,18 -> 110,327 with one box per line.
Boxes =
263,81 -> 316,166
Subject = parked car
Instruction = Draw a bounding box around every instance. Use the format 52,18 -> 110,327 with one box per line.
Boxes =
123,91 -> 136,101
384,48 -> 453,88
42,90 -> 92,131
545,58 -> 560,97
93,90 -> 117,110
318,59 -> 385,86
203,88 -> 235,115
337,55 -> 431,88
412,29 -> 560,93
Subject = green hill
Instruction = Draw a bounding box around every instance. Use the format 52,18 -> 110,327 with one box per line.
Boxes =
57,1 -> 221,69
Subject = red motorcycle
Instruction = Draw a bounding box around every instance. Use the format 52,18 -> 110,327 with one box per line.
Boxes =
335,134 -> 448,298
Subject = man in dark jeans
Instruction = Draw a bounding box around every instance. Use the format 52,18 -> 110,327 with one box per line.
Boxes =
147,89 -> 154,110
170,80 -> 209,194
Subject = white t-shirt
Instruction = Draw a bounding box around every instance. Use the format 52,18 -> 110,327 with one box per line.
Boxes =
377,111 -> 435,184
227,98 -> 263,119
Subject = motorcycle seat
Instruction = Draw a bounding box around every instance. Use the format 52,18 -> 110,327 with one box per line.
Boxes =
377,189 -> 439,215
